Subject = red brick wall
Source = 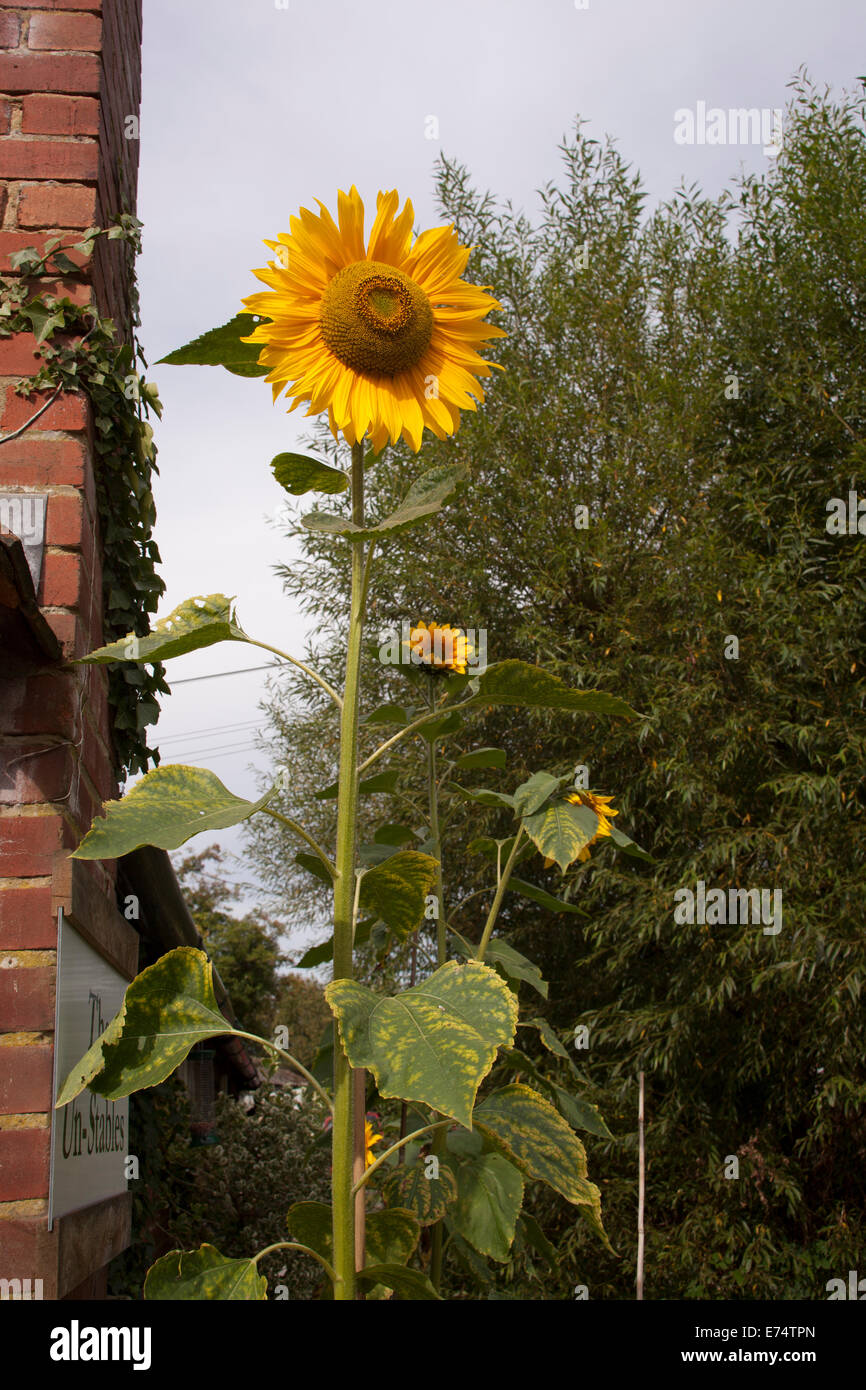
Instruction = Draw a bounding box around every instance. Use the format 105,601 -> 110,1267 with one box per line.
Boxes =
0,0 -> 142,1290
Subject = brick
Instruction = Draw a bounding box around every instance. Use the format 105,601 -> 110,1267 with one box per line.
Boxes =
0,1046 -> 52,1112
0,884 -> 55,950
0,671 -> 79,739
0,741 -> 73,805
2,1 -> 103,11
0,53 -> 100,94
0,11 -> 18,49
28,12 -> 101,52
41,608 -> 86,658
0,231 -> 92,273
45,489 -> 89,547
0,436 -> 88,489
0,967 -> 55,1033
18,182 -> 96,229
0,99 -> 11,136
1,389 -> 88,433
38,549 -> 81,607
0,139 -> 98,181
0,813 -> 74,876
0,1129 -> 50,1201
0,332 -> 43,376
21,94 -> 98,136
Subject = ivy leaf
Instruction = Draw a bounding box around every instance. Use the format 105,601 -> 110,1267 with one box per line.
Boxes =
522,799 -> 600,872
382,1159 -> 459,1227
144,1244 -> 266,1301
356,1265 -> 442,1300
454,747 -> 507,771
302,463 -> 467,540
447,1152 -> 524,1262
74,594 -> 249,665
157,312 -> 269,377
464,661 -> 638,718
473,1084 -> 607,1241
55,947 -> 231,1105
50,250 -> 81,277
325,960 -> 518,1127
359,851 -> 440,939
71,765 -> 278,859
271,452 -> 348,496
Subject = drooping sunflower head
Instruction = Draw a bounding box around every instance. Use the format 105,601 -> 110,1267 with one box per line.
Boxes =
564,789 -> 619,861
405,620 -> 473,676
241,186 -> 505,453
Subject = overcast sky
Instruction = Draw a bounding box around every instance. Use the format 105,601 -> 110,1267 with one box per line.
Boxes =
134,0 -> 862,907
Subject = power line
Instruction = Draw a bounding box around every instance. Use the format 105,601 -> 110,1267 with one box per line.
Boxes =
169,662 -> 281,686
159,719 -> 262,745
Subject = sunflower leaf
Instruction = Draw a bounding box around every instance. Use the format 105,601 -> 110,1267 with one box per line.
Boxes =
144,1244 -> 267,1301
445,1152 -> 524,1262
301,463 -> 467,540
315,769 -> 400,800
382,1159 -> 459,1227
325,960 -> 518,1126
357,1264 -> 442,1300
358,850 -> 441,939
157,312 -> 269,377
271,453 -> 349,496
73,594 -> 249,665
55,947 -> 232,1106
70,765 -> 278,860
522,799 -> 599,872
464,660 -> 639,719
473,1084 -> 608,1242
609,823 -> 655,862
455,747 -> 507,771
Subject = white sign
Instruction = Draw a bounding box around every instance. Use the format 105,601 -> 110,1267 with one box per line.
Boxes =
49,911 -> 129,1226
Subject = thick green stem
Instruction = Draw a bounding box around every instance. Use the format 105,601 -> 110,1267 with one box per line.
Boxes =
426,678 -> 449,1292
331,439 -> 366,1301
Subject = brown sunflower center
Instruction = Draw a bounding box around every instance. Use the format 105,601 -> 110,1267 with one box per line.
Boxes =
319,260 -> 433,376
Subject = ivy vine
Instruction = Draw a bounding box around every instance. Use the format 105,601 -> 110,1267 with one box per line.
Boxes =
0,215 -> 166,777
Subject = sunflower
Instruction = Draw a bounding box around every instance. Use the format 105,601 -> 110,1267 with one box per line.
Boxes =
405,620 -> 473,675
364,1119 -> 383,1169
241,186 -> 504,453
541,789 -> 620,868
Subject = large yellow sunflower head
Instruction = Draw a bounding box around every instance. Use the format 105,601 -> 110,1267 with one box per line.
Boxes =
405,620 -> 473,675
241,186 -> 505,453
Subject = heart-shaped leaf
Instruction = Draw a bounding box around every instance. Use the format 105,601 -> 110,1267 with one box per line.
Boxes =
447,1152 -> 524,1262
71,765 -> 277,859
144,1244 -> 266,1300
521,798 -> 599,872
512,771 -> 565,818
359,851 -> 440,939
325,961 -> 517,1126
75,594 -> 249,665
382,1159 -> 458,1227
473,1084 -> 607,1241
56,947 -> 231,1105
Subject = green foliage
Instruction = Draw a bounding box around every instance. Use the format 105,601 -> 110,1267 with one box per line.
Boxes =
326,961 -> 518,1126
301,462 -> 468,540
78,594 -> 249,664
271,452 -> 349,495
144,1244 -> 267,1301
55,948 -> 230,1104
156,311 -> 269,376
0,218 -> 166,775
72,765 -> 278,859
